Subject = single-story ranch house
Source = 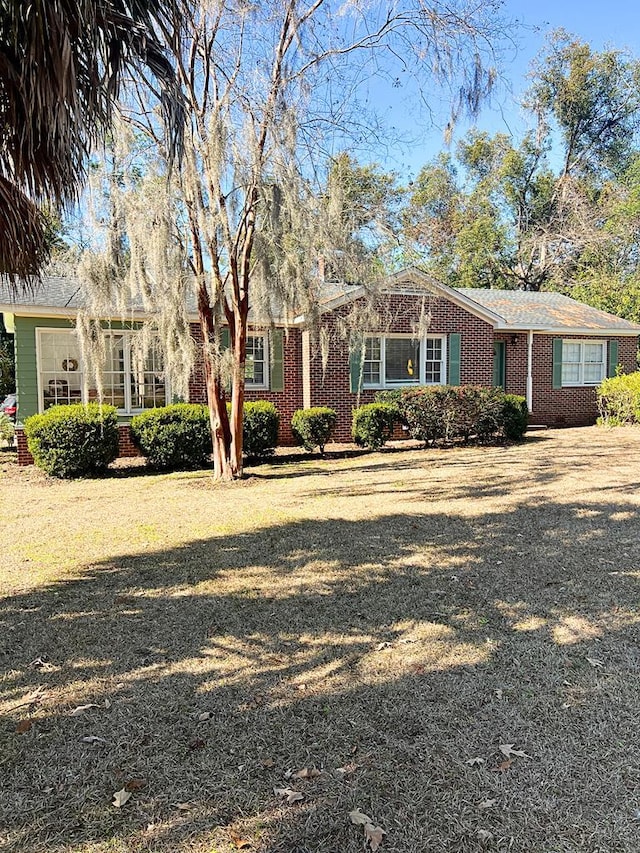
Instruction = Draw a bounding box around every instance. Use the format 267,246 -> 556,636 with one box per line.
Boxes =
2,268 -> 639,464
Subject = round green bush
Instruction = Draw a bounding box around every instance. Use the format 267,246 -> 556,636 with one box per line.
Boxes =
291,406 -> 337,453
24,403 -> 119,478
352,402 -> 398,449
130,404 -> 211,470
500,394 -> 529,441
243,401 -> 280,458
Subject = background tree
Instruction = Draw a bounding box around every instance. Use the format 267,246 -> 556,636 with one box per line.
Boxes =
405,31 -> 640,295
79,0 -> 512,480
0,0 -> 181,283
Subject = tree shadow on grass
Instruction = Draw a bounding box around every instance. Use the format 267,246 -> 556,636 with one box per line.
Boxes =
1,492 -> 640,852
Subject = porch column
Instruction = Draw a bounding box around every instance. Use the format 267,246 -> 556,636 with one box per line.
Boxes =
526,330 -> 533,412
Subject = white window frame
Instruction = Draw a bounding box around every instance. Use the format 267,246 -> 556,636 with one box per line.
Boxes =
362,333 -> 447,389
561,339 -> 606,387
36,328 -> 169,415
245,333 -> 269,391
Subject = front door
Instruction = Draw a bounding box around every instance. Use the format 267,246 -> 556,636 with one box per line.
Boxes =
493,341 -> 506,388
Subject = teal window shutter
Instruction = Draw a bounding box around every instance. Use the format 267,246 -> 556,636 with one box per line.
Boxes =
448,333 -> 461,385
349,340 -> 364,393
552,338 -> 563,389
608,340 -> 619,377
270,329 -> 284,391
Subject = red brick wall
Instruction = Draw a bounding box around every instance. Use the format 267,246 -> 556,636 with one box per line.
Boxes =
16,429 -> 33,466
188,323 -> 304,445
307,293 -> 496,442
118,425 -> 141,457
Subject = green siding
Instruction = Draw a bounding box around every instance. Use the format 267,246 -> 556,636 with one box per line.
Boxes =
14,316 -> 75,421
448,333 -> 461,385
608,340 -> 619,377
552,338 -> 563,389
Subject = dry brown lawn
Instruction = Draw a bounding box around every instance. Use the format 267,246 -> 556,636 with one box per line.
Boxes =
2,427 -> 640,853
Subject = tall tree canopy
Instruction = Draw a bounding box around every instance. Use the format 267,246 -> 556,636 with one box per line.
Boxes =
405,30 -> 640,294
0,0 -> 181,282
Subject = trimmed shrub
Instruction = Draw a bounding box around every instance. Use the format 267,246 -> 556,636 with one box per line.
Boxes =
24,403 -> 119,478
393,386 -> 527,446
131,404 -> 211,470
352,402 -> 399,449
501,394 -> 529,440
597,372 -> 640,426
243,401 -> 279,458
291,406 -> 337,453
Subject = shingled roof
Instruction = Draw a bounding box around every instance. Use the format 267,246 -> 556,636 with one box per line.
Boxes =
456,288 -> 640,333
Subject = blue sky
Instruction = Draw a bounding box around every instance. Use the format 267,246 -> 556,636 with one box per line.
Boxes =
372,0 -> 640,179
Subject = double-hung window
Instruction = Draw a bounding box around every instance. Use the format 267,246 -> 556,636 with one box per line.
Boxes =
362,335 -> 446,388
561,340 -> 606,386
245,334 -> 268,389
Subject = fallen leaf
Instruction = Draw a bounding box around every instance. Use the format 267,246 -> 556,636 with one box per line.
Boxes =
293,767 -> 321,779
465,756 -> 485,767
375,642 -> 392,651
334,762 -> 358,778
188,738 -> 206,751
494,688 -> 503,699
477,828 -> 494,843
273,787 -> 304,804
478,799 -> 497,810
499,744 -> 530,759
490,758 -> 513,773
103,699 -> 112,709
16,720 -> 33,734
81,735 -> 106,744
261,757 -> 275,768
229,831 -> 252,849
198,712 -> 213,722
113,788 -> 132,808
561,702 -> 572,710
69,704 -> 99,717
125,778 -> 147,791
349,809 -> 373,826
586,657 -> 604,669
364,823 -> 386,851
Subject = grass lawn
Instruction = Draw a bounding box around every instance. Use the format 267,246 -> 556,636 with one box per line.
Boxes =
2,427 -> 640,852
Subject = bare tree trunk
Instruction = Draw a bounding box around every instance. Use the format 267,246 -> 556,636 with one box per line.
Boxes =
229,311 -> 247,478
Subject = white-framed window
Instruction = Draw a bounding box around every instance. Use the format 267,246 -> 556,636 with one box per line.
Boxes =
362,334 -> 447,388
36,328 -> 167,414
561,340 -> 606,386
245,333 -> 269,389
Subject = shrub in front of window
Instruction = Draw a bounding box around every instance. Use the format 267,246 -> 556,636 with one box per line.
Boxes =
352,402 -> 399,450
130,404 -> 211,470
0,413 -> 14,447
291,407 -> 337,454
243,401 -> 280,458
597,372 -> 640,426
396,386 -> 527,445
24,404 -> 119,478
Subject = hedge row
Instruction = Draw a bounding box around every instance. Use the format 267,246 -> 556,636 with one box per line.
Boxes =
24,386 -> 528,478
352,386 -> 528,449
597,372 -> 640,426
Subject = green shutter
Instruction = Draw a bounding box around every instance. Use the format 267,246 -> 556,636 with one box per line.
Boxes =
608,340 -> 619,377
270,328 -> 284,391
221,327 -> 230,350
552,338 -> 563,389
349,339 -> 364,393
448,333 -> 461,386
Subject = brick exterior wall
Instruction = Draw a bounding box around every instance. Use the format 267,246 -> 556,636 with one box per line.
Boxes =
16,429 -> 33,465
188,323 -> 304,445
118,425 -> 141,457
305,293 -> 496,441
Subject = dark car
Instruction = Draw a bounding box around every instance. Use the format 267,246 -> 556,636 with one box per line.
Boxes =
0,394 -> 16,421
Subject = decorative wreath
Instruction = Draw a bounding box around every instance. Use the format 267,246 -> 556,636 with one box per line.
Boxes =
62,358 -> 78,372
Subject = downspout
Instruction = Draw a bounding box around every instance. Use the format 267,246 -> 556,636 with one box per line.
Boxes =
526,330 -> 533,413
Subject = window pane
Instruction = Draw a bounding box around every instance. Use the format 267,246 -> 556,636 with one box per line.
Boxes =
363,363 -> 381,385
40,331 -> 83,409
562,342 -> 581,363
584,362 -> 604,383
562,363 -> 581,383
584,343 -> 604,363
365,338 -> 381,360
101,335 -> 126,409
132,343 -> 166,409
424,338 -> 442,361
385,338 -> 420,383
245,335 -> 265,385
